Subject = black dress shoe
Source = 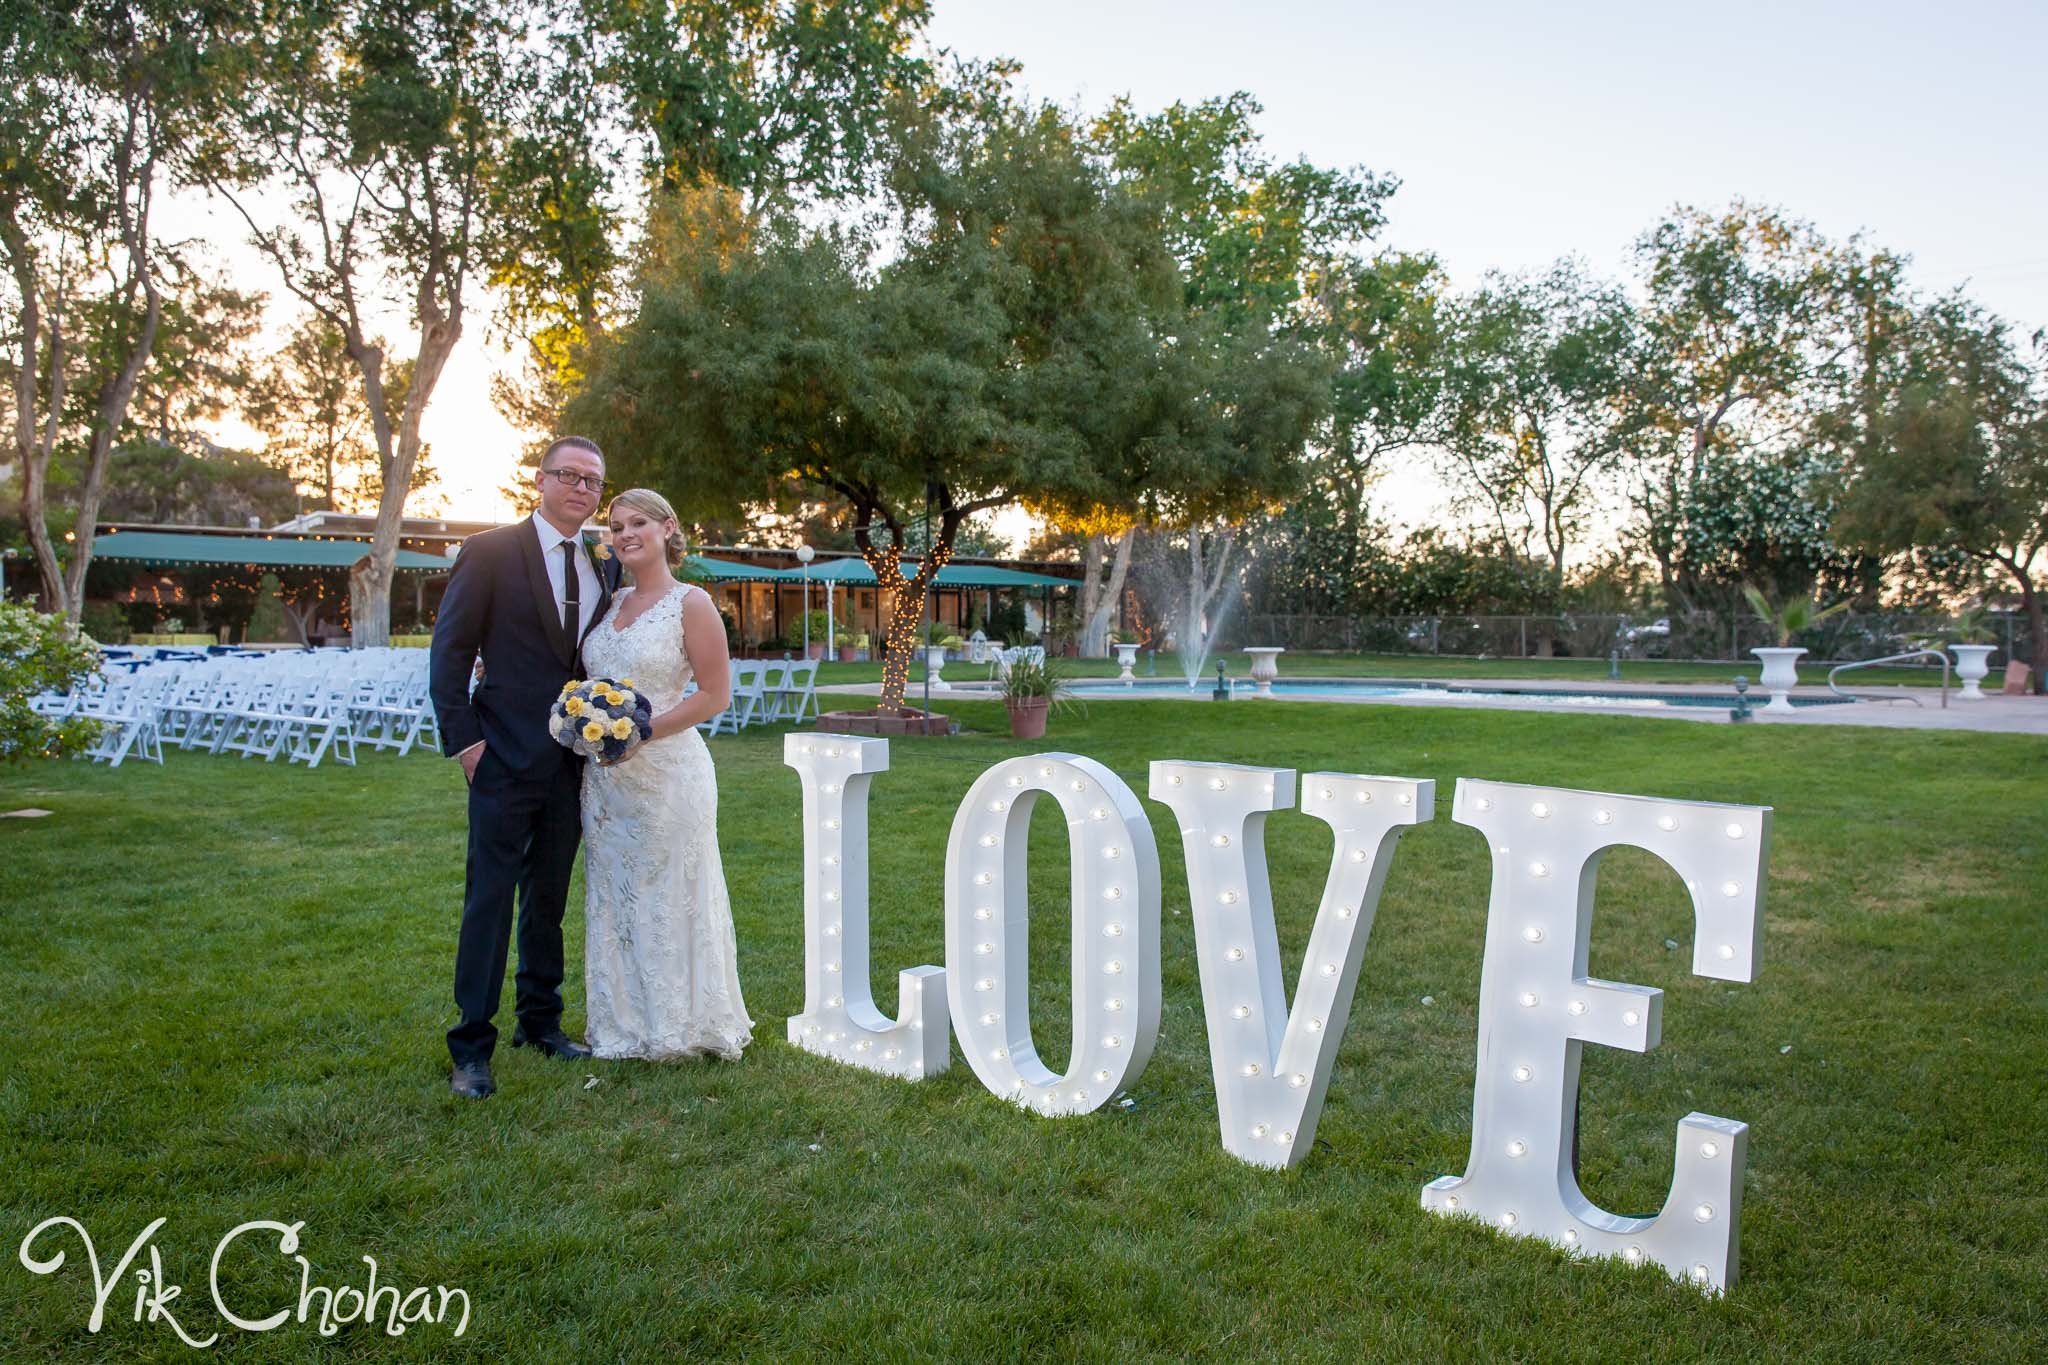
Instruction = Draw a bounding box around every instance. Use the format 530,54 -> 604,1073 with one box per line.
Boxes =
450,1061 -> 496,1099
511,1027 -> 592,1060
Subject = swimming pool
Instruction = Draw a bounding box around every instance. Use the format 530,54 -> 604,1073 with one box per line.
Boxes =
1073,679 -> 1852,710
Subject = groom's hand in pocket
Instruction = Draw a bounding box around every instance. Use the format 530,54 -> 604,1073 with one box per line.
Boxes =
459,743 -> 486,784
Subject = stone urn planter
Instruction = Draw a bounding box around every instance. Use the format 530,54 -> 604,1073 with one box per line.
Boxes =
1950,644 -> 1996,700
923,645 -> 951,691
1114,642 -> 1139,684
807,642 -> 827,661
1006,697 -> 1049,739
1749,646 -> 1805,713
1243,646 -> 1285,697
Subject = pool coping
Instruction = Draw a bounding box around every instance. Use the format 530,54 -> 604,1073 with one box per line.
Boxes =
816,676 -> 2048,735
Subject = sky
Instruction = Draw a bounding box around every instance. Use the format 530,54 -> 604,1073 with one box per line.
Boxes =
214,1 -> 2048,530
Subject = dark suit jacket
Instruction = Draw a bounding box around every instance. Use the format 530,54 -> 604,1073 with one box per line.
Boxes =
430,518 -> 618,781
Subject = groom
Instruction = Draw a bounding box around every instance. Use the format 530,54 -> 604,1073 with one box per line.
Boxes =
430,436 -> 621,1099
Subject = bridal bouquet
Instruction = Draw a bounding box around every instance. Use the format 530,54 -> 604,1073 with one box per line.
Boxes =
550,677 -> 654,763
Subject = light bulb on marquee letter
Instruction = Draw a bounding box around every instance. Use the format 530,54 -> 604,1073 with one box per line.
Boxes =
1421,779 -> 1770,1293
783,734 -> 948,1079
946,754 -> 1161,1116
1150,761 -> 1433,1168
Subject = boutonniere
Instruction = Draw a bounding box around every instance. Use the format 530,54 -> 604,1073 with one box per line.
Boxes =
590,540 -> 612,562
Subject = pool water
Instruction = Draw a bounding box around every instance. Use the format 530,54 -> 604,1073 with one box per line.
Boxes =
1077,679 -> 1850,710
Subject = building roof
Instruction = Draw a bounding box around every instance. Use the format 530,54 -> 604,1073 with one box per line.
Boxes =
91,531 -> 452,572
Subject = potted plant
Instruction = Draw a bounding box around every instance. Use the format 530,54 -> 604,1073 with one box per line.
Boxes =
1946,602 -> 2000,700
798,609 -> 832,660
1741,586 -> 1851,713
833,626 -> 859,664
1001,654 -> 1070,740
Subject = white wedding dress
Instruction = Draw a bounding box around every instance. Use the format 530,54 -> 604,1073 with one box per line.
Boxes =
578,581 -> 753,1061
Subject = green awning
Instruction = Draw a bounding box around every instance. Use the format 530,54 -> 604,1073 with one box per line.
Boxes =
90,531 -> 452,572
686,555 -> 794,582
792,558 -> 1076,589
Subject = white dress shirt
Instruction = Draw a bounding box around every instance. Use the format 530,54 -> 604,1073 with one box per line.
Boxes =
533,513 -> 601,643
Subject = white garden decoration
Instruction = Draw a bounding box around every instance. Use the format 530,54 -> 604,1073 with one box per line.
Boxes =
943,754 -> 1164,1114
783,735 -> 951,1079
1148,761 -> 1433,1168
781,735 -> 1774,1294
1417,779 -> 1770,1294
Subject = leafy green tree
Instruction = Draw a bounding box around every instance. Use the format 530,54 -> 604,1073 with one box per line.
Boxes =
197,0 -> 513,644
1300,249 -> 1445,586
242,315 -> 433,512
1087,92 -> 1375,656
1432,262 -> 1636,606
1621,202 -> 1868,608
578,92 -> 1226,708
2,1 -> 234,620
96,442 -> 298,526
590,0 -> 931,208
1836,298 -> 2047,690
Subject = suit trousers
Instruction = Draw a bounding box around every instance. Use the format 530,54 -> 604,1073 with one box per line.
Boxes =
448,750 -> 583,1066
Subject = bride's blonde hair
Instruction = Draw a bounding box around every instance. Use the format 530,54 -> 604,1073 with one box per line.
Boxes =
605,488 -> 687,569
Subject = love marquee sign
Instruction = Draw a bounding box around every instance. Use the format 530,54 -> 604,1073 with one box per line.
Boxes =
782,735 -> 1772,1293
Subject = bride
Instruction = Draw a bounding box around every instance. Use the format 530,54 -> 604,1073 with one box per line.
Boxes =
577,487 -> 753,1061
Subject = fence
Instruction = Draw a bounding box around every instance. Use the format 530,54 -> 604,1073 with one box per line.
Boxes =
1226,612 -> 2036,666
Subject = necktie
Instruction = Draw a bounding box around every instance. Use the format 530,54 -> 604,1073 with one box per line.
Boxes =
561,540 -> 580,641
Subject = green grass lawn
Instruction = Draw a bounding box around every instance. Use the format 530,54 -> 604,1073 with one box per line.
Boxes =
2,703 -> 2042,1360
813,650 -> 1953,691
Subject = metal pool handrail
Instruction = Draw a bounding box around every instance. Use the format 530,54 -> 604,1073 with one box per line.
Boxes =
1828,649 -> 1950,709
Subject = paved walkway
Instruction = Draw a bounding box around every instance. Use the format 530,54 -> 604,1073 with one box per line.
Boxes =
819,677 -> 2048,736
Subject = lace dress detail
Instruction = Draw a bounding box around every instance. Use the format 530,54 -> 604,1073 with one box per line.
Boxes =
579,582 -> 752,1061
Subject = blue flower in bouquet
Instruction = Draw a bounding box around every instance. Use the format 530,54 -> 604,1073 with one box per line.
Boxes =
549,677 -> 653,762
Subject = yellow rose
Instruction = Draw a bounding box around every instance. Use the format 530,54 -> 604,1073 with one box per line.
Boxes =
604,689 -> 624,706
581,719 -> 605,742
564,696 -> 584,717
609,717 -> 633,740
593,542 -> 612,560
619,678 -> 634,688
560,680 -> 578,696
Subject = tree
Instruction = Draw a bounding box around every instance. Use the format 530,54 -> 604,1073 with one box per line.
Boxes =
243,315 -> 432,512
2,2 -> 230,620
577,93 -> 1200,709
1300,249 -> 1445,588
589,0 -> 932,210
1086,92 -> 1382,659
1621,202 -> 1864,609
198,0 -> 512,644
96,442 -> 298,526
1836,298 -> 2047,691
1432,262 -> 1636,606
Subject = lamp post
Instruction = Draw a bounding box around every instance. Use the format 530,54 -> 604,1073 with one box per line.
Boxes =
796,544 -> 815,660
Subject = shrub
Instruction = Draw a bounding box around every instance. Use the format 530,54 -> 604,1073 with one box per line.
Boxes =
1,602 -> 102,762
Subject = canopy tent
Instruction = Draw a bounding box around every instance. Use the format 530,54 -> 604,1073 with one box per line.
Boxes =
89,531 -> 452,572
790,558 -> 1077,589
685,554 -> 793,582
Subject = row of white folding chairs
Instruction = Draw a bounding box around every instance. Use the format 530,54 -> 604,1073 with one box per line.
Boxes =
154,654 -> 365,768
74,649 -> 421,770
700,658 -> 820,735
70,670 -> 179,767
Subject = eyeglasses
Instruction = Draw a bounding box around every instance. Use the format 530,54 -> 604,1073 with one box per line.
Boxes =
541,467 -> 605,494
